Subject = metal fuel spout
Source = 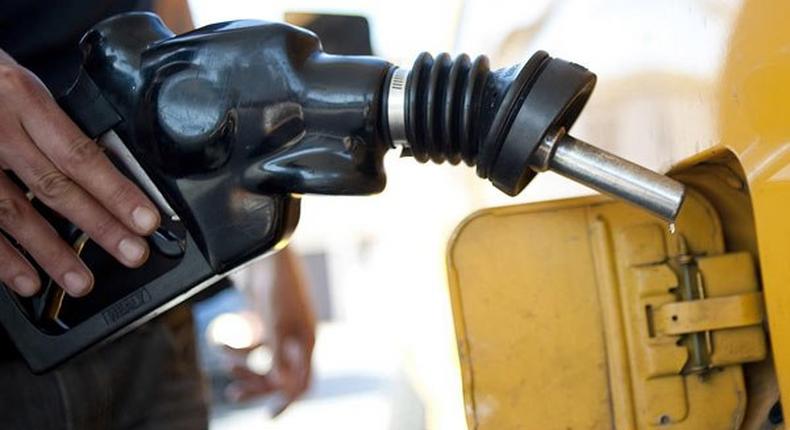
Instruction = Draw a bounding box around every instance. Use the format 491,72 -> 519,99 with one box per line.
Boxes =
384,51 -> 686,222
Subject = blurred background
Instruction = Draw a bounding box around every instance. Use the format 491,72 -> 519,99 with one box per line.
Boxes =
184,0 -> 744,428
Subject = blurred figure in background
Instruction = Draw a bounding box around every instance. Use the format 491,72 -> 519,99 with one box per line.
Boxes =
211,249 -> 317,415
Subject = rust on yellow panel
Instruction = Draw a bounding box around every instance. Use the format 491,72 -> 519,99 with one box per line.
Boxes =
448,188 -> 766,429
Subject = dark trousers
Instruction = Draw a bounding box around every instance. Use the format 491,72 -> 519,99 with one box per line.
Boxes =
0,305 -> 209,430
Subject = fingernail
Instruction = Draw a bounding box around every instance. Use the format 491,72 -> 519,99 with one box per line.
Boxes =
119,237 -> 147,265
63,271 -> 91,296
13,275 -> 39,296
132,206 -> 159,233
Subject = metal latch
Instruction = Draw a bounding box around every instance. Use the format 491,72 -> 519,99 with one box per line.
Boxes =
646,236 -> 766,374
653,292 -> 763,336
591,196 -> 764,427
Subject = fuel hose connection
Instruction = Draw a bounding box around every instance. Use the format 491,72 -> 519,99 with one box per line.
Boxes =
383,51 -> 686,221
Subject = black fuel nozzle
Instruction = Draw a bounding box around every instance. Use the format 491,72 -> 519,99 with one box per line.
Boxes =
0,12 -> 684,372
382,52 -> 685,221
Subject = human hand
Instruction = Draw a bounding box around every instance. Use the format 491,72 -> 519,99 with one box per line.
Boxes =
227,332 -> 315,417
0,49 -> 160,297
226,248 -> 317,416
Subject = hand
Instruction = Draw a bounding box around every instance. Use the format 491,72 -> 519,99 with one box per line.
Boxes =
227,335 -> 314,417
226,248 -> 317,416
0,50 -> 160,297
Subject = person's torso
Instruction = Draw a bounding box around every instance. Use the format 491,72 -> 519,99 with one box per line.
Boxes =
0,0 -> 153,94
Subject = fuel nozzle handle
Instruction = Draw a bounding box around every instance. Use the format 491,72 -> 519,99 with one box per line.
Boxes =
384,52 -> 686,221
1,15 -> 691,373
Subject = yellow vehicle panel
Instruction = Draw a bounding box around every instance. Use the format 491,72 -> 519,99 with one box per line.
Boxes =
448,190 -> 766,429
446,0 -> 790,427
715,2 -> 790,420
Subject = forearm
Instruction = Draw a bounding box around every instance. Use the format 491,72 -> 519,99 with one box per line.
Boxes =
236,247 -> 311,316
154,0 -> 194,34
272,247 -> 312,311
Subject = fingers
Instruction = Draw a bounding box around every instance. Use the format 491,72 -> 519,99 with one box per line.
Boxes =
275,337 -> 312,398
226,365 -> 278,402
0,234 -> 39,296
224,336 -> 313,416
20,106 -> 161,235
0,62 -> 159,295
269,397 -> 291,418
0,172 -> 93,296
1,129 -> 150,270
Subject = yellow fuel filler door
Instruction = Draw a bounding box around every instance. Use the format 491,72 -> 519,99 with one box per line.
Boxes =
447,190 -> 768,429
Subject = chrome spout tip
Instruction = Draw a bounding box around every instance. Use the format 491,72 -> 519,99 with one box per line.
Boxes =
530,129 -> 687,222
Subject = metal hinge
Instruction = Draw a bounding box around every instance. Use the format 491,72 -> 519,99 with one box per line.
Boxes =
646,236 -> 766,375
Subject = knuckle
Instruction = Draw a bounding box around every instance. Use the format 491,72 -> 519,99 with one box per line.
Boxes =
107,181 -> 136,208
0,197 -> 24,229
90,212 -> 118,240
0,64 -> 39,96
33,170 -> 74,201
64,135 -> 101,167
